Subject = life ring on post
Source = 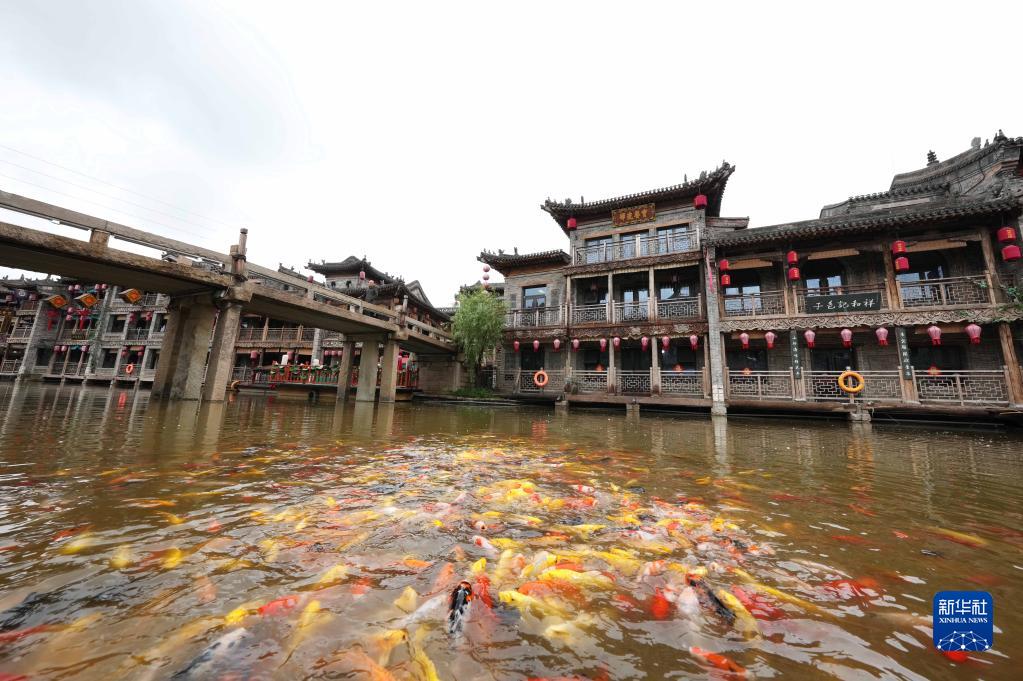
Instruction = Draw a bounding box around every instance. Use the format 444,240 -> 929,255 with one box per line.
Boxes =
838,370 -> 864,394
124,363 -> 135,375
533,369 -> 549,388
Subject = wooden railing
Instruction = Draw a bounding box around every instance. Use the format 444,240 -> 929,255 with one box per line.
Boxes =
505,307 -> 563,328
914,368 -> 1009,405
573,229 -> 700,264
660,369 -> 705,396
573,370 -> 608,393
899,275 -> 992,308
806,370 -> 903,402
570,303 -> 609,324
657,295 -> 702,320
722,290 -> 785,317
9,327 -> 33,340
725,369 -> 795,400
0,359 -> 21,374
612,301 -> 649,323
617,369 -> 652,394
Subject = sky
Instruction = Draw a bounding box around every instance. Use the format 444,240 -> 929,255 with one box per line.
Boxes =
1,0 -> 1021,305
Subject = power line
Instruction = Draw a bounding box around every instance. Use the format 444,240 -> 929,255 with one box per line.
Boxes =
0,171 -> 223,245
0,157 -> 221,237
0,142 -> 242,230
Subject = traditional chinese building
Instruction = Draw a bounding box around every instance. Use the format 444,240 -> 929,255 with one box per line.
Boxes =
481,133 -> 1023,421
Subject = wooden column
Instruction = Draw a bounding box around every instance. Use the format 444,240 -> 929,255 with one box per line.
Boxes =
895,326 -> 918,402
998,323 -> 1023,405
647,267 -> 657,320
977,227 -> 1004,303
650,335 -> 660,394
779,261 -> 793,315
882,243 -> 902,309
608,338 -> 617,394
606,272 -> 614,323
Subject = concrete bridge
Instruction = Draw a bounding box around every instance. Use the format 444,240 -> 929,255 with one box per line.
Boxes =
0,189 -> 459,402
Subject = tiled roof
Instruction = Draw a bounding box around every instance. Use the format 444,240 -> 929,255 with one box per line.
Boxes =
336,281 -> 450,321
478,249 -> 571,274
308,257 -> 391,283
709,197 -> 1020,248
541,162 -> 735,232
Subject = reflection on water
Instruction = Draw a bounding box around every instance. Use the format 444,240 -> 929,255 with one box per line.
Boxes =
0,383 -> 1021,680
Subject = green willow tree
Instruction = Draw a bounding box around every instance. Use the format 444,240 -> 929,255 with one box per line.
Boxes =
452,289 -> 506,386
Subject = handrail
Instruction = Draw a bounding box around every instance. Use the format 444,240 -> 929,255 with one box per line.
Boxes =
722,290 -> 786,317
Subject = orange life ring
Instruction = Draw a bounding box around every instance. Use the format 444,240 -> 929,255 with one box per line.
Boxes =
533,369 -> 549,387
838,370 -> 864,394
124,363 -> 135,375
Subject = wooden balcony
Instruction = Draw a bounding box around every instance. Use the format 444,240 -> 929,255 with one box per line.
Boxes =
505,307 -> 563,328
0,359 -> 22,374
9,327 -> 33,340
722,291 -> 786,318
898,275 -> 992,308
656,295 -> 702,320
573,230 -> 700,265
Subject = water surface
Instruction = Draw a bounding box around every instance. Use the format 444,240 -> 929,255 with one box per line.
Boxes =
0,383 -> 1021,680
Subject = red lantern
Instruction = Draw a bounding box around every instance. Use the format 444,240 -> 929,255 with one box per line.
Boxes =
567,217 -> 577,230
250,350 -> 259,360
513,340 -> 520,353
662,336 -> 670,350
739,332 -> 750,350
786,250 -> 799,265
612,337 -> 621,350
720,273 -> 731,287
533,339 -> 540,352
482,264 -> 491,273
765,331 -> 776,349
689,334 -> 699,351
571,338 -> 580,351
927,325 -> 942,346
693,194 -> 708,209
599,338 -> 607,352
875,327 -> 889,346
892,240 -> 907,255
840,328 -> 853,348
718,259 -> 730,271
1002,244 -> 1022,262
553,338 -> 561,352
804,329 -> 816,348
965,324 -> 981,344
997,227 -> 1017,243
787,267 -> 801,281
894,256 -> 910,272
640,336 -> 649,352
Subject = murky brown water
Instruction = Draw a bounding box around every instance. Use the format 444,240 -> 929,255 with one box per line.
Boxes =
0,383 -> 1021,680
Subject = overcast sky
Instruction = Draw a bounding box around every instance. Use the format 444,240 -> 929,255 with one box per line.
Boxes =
1,1 -> 1020,305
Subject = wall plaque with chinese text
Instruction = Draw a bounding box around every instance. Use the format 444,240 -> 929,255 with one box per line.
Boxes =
612,203 -> 656,227
895,326 -> 913,379
789,329 -> 802,379
802,292 -> 882,314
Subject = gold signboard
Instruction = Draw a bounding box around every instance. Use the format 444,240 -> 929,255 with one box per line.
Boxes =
120,288 -> 143,305
45,294 -> 69,309
612,203 -> 655,227
75,292 -> 99,308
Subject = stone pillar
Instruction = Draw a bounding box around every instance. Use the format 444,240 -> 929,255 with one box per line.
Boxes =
704,249 -> 727,415
378,339 -> 400,403
650,334 -> 661,394
998,322 -> 1023,405
17,305 -> 49,379
606,272 -> 614,323
201,302 -> 242,401
336,339 -> 356,401
647,268 -> 657,320
311,328 -> 324,365
356,339 -> 382,402
152,297 -> 216,400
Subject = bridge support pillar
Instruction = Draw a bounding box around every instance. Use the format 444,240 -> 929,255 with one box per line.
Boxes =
355,339 -> 381,402
336,340 -> 356,401
378,340 -> 400,403
152,296 -> 215,400
201,302 -> 242,401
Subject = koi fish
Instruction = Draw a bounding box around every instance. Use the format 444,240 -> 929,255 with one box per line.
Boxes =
170,627 -> 250,679
540,568 -> 614,589
498,590 -> 567,617
394,586 -> 418,613
368,629 -> 407,666
409,627 -> 440,681
110,545 -> 133,569
325,650 -> 397,681
316,563 -> 349,588
689,645 -> 746,677
472,535 -> 499,556
831,534 -> 870,545
928,527 -> 988,548
448,580 -> 473,634
649,588 -> 672,619
714,588 -> 760,638
258,594 -> 300,617
401,557 -> 432,570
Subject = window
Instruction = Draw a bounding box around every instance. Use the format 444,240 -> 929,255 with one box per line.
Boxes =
582,348 -> 608,371
522,285 -> 547,309
898,253 -> 948,305
619,231 -> 646,258
810,348 -> 856,372
108,316 -> 126,333
804,260 -> 845,296
660,342 -> 700,371
727,349 -> 768,372
580,281 -> 607,305
655,225 -> 694,253
723,271 -> 762,315
584,236 -> 613,263
619,347 -> 650,371
520,349 -> 545,371
659,279 -> 694,300
910,345 -> 963,370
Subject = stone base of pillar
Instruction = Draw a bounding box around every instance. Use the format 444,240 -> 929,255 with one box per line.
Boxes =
356,340 -> 382,402
848,405 -> 871,422
711,402 -> 728,416
625,402 -> 640,416
554,399 -> 569,412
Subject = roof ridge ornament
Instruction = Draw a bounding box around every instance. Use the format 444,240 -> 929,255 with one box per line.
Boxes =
926,150 -> 938,166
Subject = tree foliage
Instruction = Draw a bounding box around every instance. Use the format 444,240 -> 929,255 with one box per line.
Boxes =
451,289 -> 506,384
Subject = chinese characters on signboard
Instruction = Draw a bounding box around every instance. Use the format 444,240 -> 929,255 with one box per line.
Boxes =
790,329 -> 802,379
803,292 -> 882,314
895,326 -> 912,379
611,203 -> 656,227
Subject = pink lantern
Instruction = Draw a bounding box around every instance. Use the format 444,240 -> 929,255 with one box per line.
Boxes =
875,327 -> 889,346
553,338 -> 561,351
571,338 -> 580,351
567,217 -> 578,230
599,338 -> 607,352
927,325 -> 942,346
804,329 -> 816,348
739,332 -> 750,349
689,334 -> 699,351
965,323 -> 981,345
482,264 -> 491,272
662,336 -> 670,350
359,270 -> 366,280
765,331 -> 777,349
482,273 -> 490,281
513,340 -> 520,353
612,336 -> 621,350
640,336 -> 649,352
840,328 -> 853,348
250,350 -> 259,360
532,339 -> 540,352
